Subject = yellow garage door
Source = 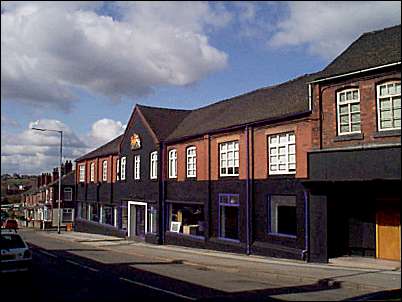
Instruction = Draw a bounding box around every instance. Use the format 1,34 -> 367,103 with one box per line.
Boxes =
376,204 -> 401,261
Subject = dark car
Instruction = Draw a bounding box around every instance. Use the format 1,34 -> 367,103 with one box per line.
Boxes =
4,219 -> 18,230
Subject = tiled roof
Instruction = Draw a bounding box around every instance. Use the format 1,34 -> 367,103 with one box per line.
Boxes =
47,171 -> 75,186
167,72 -> 320,141
75,134 -> 123,162
317,25 -> 401,80
137,105 -> 190,141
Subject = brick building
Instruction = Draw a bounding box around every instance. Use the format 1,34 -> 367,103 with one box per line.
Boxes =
74,25 -> 400,262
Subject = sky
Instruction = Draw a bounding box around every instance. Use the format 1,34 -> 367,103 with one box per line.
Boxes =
1,1 -> 401,175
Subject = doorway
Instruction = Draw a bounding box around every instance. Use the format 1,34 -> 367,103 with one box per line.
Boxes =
128,201 -> 147,239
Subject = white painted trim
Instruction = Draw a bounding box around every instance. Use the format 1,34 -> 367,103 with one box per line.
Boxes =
127,201 -> 148,237
309,62 -> 401,84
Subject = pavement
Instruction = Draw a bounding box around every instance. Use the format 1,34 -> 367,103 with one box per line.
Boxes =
37,229 -> 401,293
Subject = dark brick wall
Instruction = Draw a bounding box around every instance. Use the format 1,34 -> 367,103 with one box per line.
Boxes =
74,218 -> 126,238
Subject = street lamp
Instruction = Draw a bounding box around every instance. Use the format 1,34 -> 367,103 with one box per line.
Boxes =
31,127 -> 63,234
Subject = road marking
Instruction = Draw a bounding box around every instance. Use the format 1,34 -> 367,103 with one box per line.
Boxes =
38,250 -> 58,258
66,259 -> 99,272
119,277 -> 196,300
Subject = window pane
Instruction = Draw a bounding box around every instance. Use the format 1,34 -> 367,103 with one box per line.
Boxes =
278,155 -> 286,163
340,115 -> 349,124
288,133 -> 295,143
289,163 -> 296,171
220,206 -> 239,240
279,164 -> 286,170
381,110 -> 391,120
270,136 -> 277,144
351,123 -> 360,132
289,154 -> 295,163
393,109 -> 401,120
340,93 -> 345,102
339,105 -> 348,114
396,83 -> 401,94
352,90 -> 358,100
381,120 -> 392,129
388,84 -> 395,95
350,103 -> 360,112
351,113 -> 360,123
270,148 -> 277,155
395,119 -> 401,128
270,165 -> 277,171
270,195 -> 296,236
380,85 -> 387,96
340,125 -> 349,133
270,156 -> 277,164
346,91 -> 352,100
380,99 -> 391,109
288,144 -> 295,154
279,135 -> 287,144
221,168 -> 226,174
394,97 -> 401,108
278,146 -> 286,155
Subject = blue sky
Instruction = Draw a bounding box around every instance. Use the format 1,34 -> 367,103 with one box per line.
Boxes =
1,1 -> 401,174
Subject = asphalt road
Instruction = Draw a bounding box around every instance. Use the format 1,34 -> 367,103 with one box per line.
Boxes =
2,229 -> 400,302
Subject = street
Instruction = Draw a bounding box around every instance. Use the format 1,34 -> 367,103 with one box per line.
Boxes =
1,229 -> 400,301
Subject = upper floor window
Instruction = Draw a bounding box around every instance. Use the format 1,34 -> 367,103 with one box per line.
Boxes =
337,88 -> 361,135
377,81 -> 401,131
102,160 -> 108,182
90,162 -> 95,182
268,132 -> 296,175
219,141 -> 239,176
79,165 -> 85,182
134,155 -> 140,180
150,151 -> 158,179
120,157 -> 126,180
64,187 -> 73,201
116,159 -> 120,181
168,149 -> 177,179
186,147 -> 197,178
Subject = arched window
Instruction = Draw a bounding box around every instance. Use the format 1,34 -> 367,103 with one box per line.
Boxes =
186,146 -> 197,178
377,81 -> 401,131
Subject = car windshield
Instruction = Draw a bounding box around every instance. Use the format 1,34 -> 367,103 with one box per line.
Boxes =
0,234 -> 26,249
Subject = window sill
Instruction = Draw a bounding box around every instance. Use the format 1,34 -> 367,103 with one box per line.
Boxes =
268,232 -> 297,239
373,129 -> 401,138
333,133 -> 363,142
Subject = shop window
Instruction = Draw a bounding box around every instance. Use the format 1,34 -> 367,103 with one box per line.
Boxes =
121,206 -> 128,230
101,206 -> 114,225
219,194 -> 239,240
90,203 -> 100,222
148,206 -> 158,234
168,203 -> 205,237
268,195 -> 297,237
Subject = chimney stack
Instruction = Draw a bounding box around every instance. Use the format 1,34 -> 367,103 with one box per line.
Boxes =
52,168 -> 59,182
65,160 -> 73,174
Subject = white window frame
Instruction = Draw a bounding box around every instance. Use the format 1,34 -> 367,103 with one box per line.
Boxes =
79,165 -> 85,182
116,159 -> 120,181
150,151 -> 158,180
134,155 -> 140,180
102,160 -> 108,182
219,141 -> 239,177
62,208 -> 74,222
120,157 -> 126,180
268,132 -> 296,175
337,88 -> 361,135
186,146 -> 197,178
90,162 -> 95,182
64,187 -> 73,201
168,149 -> 177,179
377,81 -> 401,131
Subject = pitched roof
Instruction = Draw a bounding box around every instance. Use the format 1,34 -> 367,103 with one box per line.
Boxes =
75,134 -> 123,162
167,72 -> 319,141
137,105 -> 191,141
47,171 -> 75,186
317,25 -> 401,80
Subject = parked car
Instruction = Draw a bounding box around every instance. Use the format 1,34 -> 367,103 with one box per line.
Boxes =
0,230 -> 32,273
4,219 -> 18,229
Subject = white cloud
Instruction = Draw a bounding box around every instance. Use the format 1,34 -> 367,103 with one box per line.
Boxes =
87,118 -> 126,147
1,2 -> 229,110
269,1 -> 401,59
1,115 -> 20,128
1,117 -> 125,174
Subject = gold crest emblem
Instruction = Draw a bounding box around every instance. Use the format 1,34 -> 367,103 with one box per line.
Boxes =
130,133 -> 141,150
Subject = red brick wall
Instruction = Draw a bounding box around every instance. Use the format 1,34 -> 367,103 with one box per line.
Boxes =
314,71 -> 401,150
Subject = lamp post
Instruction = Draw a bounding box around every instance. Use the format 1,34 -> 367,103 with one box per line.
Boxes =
31,127 -> 63,234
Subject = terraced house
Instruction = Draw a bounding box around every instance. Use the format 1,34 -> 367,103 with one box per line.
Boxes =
74,25 -> 401,263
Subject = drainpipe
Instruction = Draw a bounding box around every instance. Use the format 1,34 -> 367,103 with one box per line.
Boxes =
302,190 -> 309,262
245,126 -> 251,255
159,142 -> 165,245
206,134 -> 211,241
